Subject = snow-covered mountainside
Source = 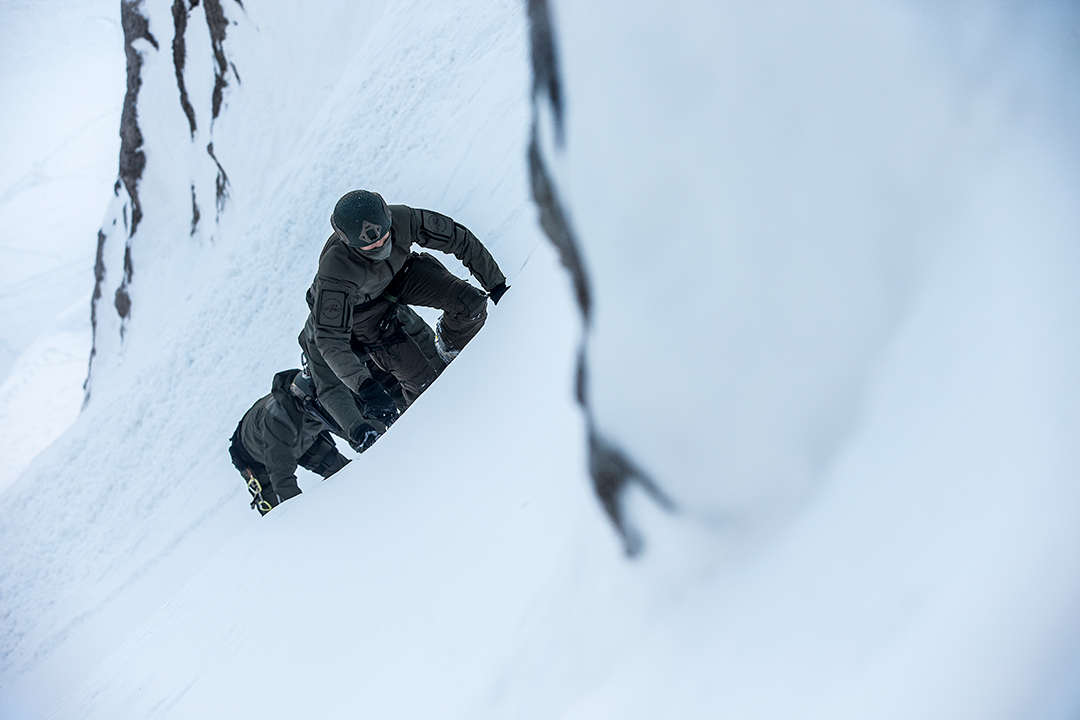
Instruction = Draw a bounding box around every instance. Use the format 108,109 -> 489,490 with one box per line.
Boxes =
1,0 -> 1079,718
0,0 -> 123,485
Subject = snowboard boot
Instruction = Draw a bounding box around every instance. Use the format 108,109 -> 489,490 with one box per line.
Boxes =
434,318 -> 460,364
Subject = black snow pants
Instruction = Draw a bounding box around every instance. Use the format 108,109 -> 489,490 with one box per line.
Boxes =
352,252 -> 487,401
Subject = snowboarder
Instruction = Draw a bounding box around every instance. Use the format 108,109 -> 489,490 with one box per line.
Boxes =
304,190 -> 509,441
298,303 -> 445,452
229,369 -> 350,514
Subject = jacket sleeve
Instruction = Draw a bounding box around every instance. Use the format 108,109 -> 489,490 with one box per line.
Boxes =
410,207 -> 507,292
298,321 -> 366,438
260,399 -> 303,500
309,274 -> 372,394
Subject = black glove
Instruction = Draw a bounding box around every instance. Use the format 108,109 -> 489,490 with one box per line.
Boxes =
357,377 -> 399,427
488,282 -> 509,305
349,422 -> 381,453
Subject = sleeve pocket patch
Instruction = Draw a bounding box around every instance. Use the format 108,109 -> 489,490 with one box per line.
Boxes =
420,210 -> 454,239
316,289 -> 348,329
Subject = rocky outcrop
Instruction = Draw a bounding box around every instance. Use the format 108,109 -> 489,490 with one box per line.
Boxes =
86,0 -> 241,401
526,0 -> 673,556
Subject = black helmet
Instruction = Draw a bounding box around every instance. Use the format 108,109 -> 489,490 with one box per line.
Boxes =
289,369 -> 315,402
331,190 -> 392,248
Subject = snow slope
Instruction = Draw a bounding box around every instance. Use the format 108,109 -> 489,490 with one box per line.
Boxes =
2,0 -> 1080,719
1,0 -> 554,716
0,0 -> 123,485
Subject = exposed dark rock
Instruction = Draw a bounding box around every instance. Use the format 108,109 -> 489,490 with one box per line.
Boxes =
92,230 -> 107,324
527,130 -> 590,321
114,286 -> 131,320
526,0 -> 564,145
87,0 -> 155,394
114,0 -> 157,331
83,228 -> 109,406
119,0 -> 157,237
589,432 -> 675,557
87,0 -> 244,401
207,142 -> 230,213
115,245 -> 134,327
575,345 -> 587,406
203,0 -> 240,121
203,0 -> 240,218
190,184 -> 201,235
172,0 -> 197,137
526,0 -> 675,556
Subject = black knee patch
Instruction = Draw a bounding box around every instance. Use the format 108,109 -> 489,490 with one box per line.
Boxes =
298,432 -> 339,475
458,285 -> 488,319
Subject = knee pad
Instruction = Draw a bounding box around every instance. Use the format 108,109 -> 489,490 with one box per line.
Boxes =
457,285 -> 488,320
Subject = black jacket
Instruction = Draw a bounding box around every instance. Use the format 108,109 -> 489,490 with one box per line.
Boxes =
238,370 -> 330,500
